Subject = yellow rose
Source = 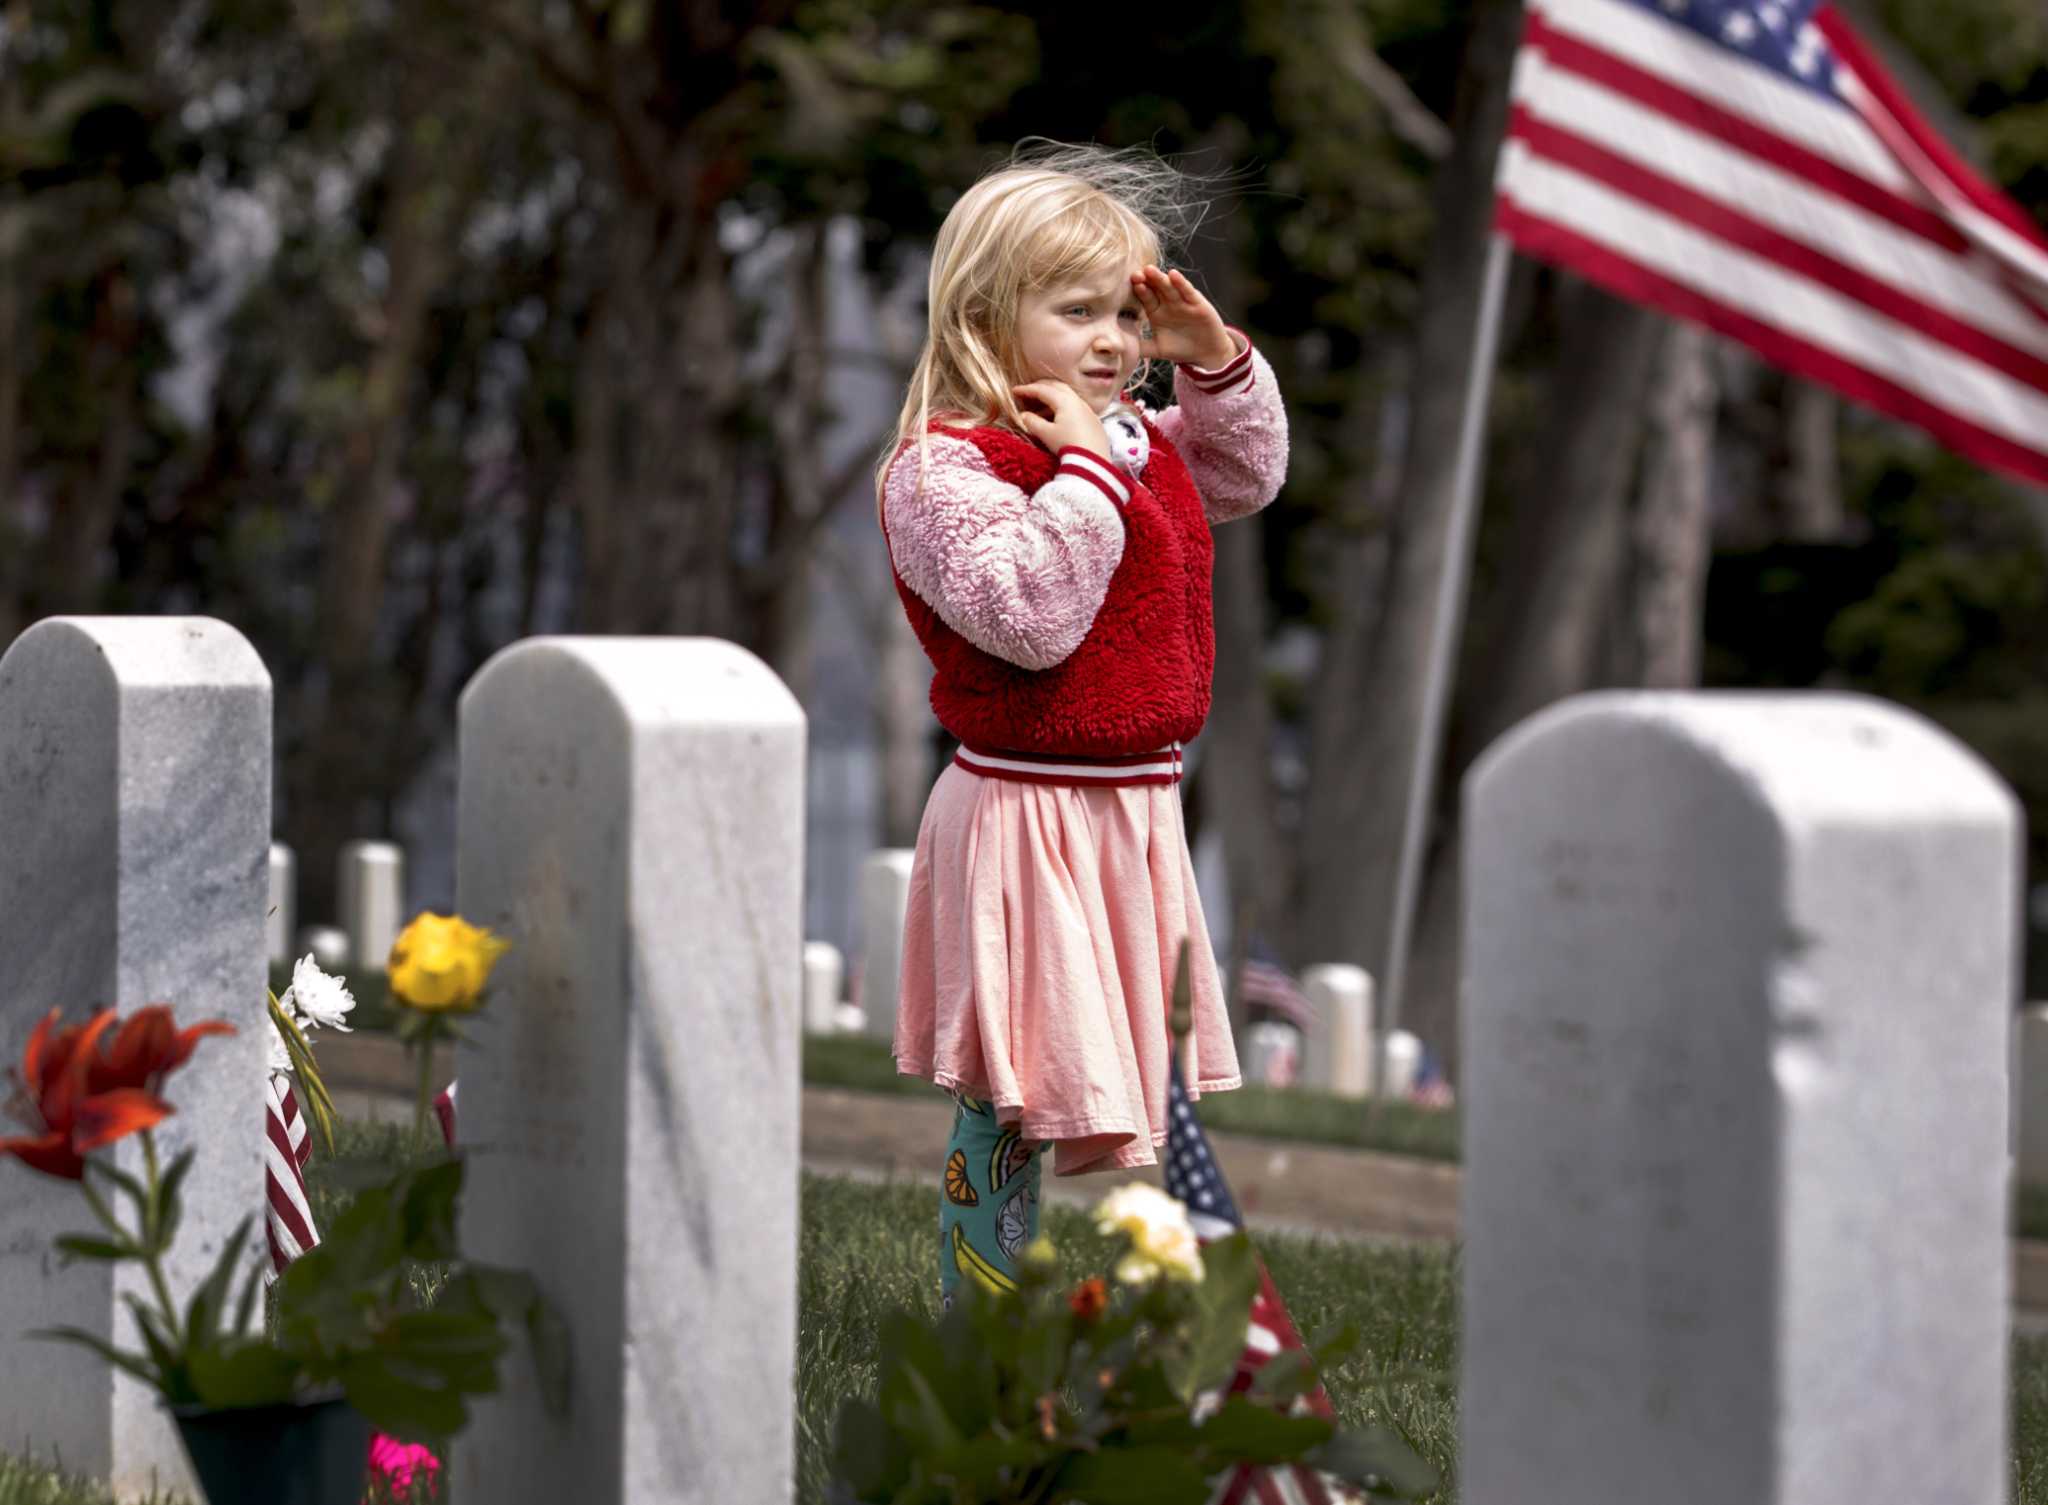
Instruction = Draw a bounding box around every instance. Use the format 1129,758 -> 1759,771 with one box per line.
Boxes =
387,912 -> 509,1014
1091,1182 -> 1204,1286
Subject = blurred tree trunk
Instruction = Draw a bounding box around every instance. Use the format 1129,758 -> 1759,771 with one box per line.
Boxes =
1458,286 -> 1665,757
287,102 -> 491,925
38,269 -> 140,616
1779,381 -> 1843,542
1290,0 -> 1522,979
1632,322 -> 1718,689
0,217 -> 20,648
1397,286 -> 1662,1074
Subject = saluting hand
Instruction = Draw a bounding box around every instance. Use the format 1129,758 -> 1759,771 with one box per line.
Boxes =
1130,265 -> 1242,371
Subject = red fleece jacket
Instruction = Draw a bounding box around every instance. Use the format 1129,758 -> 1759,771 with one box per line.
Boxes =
890,414 -> 1216,757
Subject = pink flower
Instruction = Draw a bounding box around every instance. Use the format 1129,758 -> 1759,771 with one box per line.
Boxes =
367,1432 -> 441,1498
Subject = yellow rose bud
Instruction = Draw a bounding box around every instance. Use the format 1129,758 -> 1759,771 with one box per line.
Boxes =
387,912 -> 509,1015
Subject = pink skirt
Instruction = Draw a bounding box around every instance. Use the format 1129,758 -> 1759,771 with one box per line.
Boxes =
893,751 -> 1241,1176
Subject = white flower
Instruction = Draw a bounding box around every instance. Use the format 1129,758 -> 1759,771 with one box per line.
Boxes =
267,1020 -> 293,1077
287,954 -> 356,1032
1092,1182 -> 1204,1286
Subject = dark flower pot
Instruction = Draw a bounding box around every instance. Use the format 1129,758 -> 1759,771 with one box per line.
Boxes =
169,1393 -> 370,1505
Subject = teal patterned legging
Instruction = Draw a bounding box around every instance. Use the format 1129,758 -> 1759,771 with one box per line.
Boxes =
939,1093 -> 1044,1303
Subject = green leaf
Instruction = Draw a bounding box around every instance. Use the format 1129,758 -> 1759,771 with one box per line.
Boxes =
31,1326 -> 160,1389
89,1160 -> 150,1222
927,1431 -> 1052,1491
188,1339 -> 301,1409
396,1158 -> 465,1261
120,1296 -> 195,1403
1305,1319 -> 1363,1374
1307,1424 -> 1441,1499
336,1351 -> 471,1439
1169,1235 -> 1261,1402
155,1148 -> 197,1255
54,1233 -> 135,1263
269,991 -> 337,1155
886,1360 -> 963,1456
1244,1348 -> 1315,1405
829,1398 -> 913,1501
186,1216 -> 253,1343
1047,1443 -> 1211,1503
232,1256 -> 265,1340
1185,1395 -> 1334,1463
876,1310 -> 961,1448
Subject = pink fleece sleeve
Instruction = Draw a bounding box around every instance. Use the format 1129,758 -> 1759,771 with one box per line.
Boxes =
882,432 -> 1130,671
1150,335 -> 1290,524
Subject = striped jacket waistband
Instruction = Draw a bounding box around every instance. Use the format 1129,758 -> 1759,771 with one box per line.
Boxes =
952,743 -> 1183,787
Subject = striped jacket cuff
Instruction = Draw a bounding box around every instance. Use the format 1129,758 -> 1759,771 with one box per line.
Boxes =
1178,326 -> 1255,397
1055,446 -> 1132,508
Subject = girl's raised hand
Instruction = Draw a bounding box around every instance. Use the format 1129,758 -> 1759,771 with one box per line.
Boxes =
1131,266 -> 1243,371
1012,379 -> 1113,459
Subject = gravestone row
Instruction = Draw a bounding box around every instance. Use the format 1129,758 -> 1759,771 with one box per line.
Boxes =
0,620 -> 803,1504
0,619 -> 2026,1505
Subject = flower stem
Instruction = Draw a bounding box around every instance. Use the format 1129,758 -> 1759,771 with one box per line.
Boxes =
138,1132 -> 182,1344
412,1031 -> 437,1151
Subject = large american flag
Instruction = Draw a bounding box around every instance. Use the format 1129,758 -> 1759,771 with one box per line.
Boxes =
1497,0 -> 2048,487
1165,1058 -> 1362,1505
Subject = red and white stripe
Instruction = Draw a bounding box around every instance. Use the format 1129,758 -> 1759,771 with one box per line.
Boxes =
1496,0 -> 2048,487
1204,1264 -> 1358,1505
264,1074 -> 318,1277
953,743 -> 1183,788
1054,446 -> 1132,510
1181,329 -> 1258,398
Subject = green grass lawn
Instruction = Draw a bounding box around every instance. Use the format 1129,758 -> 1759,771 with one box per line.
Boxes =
802,1031 -> 1464,1164
13,1151 -> 2048,1503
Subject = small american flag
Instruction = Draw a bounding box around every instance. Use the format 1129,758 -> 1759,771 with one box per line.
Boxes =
1164,1058 -> 1361,1505
1237,954 -> 1317,1035
1498,0 -> 2048,486
263,1074 -> 318,1276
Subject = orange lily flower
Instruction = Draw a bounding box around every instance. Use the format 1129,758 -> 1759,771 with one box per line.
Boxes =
0,1006 -> 234,1181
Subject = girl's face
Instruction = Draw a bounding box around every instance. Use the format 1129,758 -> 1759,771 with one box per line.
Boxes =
1014,263 -> 1145,409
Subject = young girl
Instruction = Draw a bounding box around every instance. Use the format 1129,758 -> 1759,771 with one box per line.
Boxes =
877,143 -> 1288,1301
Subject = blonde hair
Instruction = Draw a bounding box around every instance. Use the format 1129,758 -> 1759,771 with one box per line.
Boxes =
875,141 -> 1214,520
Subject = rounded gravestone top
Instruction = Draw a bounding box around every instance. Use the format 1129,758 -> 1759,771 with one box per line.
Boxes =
1471,690 -> 2017,832
0,616 -> 269,691
460,636 -> 802,731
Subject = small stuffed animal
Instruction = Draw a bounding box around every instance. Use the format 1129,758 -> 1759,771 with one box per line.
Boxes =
1100,406 -> 1150,478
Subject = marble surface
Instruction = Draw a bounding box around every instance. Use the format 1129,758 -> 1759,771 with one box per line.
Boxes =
1300,962 -> 1373,1098
1460,692 -> 2018,1505
0,617 -> 272,1496
857,848 -> 914,1044
336,839 -> 404,976
453,637 -> 805,1505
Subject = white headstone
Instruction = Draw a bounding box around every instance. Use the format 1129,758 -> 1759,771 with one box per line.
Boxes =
454,638 -> 804,1505
1242,1021 -> 1301,1087
2017,1004 -> 2048,1187
1462,693 -> 2017,1505
296,924 -> 351,973
337,839 -> 405,975
267,841 -> 296,969
803,941 -> 845,1034
0,617 -> 272,1496
1300,963 -> 1373,1097
1379,1028 -> 1421,1101
858,848 -> 915,1043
